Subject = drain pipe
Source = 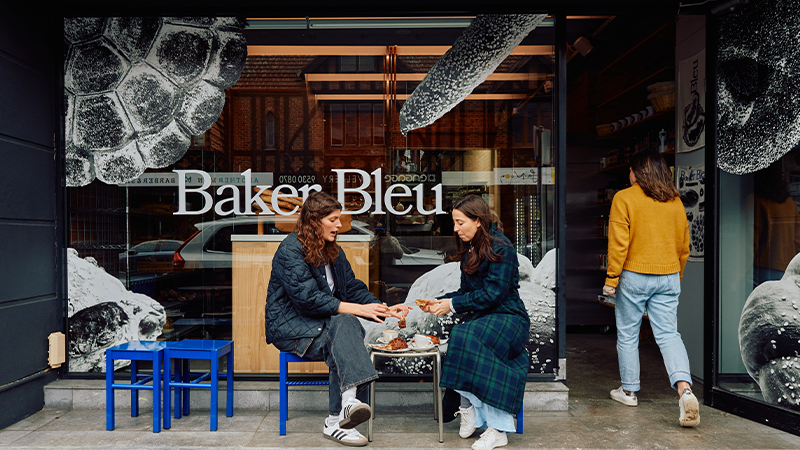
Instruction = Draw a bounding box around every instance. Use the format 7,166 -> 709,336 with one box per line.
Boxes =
0,368 -> 54,394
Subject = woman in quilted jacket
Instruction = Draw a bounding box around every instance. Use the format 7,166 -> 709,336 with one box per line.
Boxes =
421,195 -> 530,450
265,191 -> 410,447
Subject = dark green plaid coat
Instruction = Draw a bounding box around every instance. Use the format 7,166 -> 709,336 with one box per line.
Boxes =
440,224 -> 530,414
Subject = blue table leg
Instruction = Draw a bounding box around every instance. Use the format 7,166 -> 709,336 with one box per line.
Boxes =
226,347 -> 233,418
153,353 -> 161,433
130,360 -> 139,417
210,353 -> 219,431
182,359 -> 190,416
279,352 -> 287,436
174,358 -> 182,420
106,353 -> 114,431
163,349 -> 172,429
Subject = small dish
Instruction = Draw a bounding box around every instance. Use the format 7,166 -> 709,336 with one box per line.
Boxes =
408,340 -> 436,351
369,343 -> 410,353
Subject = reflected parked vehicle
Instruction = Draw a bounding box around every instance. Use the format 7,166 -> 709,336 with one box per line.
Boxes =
118,239 -> 183,275
172,216 -> 444,270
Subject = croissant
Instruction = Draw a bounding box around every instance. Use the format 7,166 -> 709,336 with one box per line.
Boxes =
381,337 -> 408,351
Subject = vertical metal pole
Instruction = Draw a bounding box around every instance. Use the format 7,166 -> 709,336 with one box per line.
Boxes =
704,12 -> 719,408
554,12 -> 568,378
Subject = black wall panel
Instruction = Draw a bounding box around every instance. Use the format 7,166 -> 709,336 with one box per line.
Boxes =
0,9 -> 60,430
0,297 -> 60,384
0,142 -> 56,220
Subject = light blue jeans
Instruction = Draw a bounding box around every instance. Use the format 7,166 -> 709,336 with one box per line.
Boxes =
615,270 -> 692,393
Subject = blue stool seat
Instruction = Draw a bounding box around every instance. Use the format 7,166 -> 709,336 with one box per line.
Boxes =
105,340 -> 166,433
279,351 -> 329,435
163,339 -> 234,431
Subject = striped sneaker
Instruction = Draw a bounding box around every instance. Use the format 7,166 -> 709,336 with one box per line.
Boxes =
323,422 -> 368,447
338,397 -> 371,430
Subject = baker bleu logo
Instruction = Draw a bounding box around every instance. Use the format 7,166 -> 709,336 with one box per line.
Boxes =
173,168 -> 444,216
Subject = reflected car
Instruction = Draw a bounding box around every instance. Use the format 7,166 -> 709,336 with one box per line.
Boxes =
119,239 -> 183,274
172,216 -> 444,270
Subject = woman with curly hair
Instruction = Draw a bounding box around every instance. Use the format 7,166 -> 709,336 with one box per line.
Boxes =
265,191 -> 410,447
421,195 -> 529,450
603,151 -> 698,427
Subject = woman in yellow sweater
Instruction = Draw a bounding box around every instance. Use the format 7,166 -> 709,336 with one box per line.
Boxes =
603,151 -> 699,427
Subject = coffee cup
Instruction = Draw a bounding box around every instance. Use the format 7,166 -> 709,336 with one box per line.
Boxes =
640,109 -> 649,118
382,329 -> 399,342
632,113 -> 642,122
412,334 -> 432,347
646,106 -> 654,116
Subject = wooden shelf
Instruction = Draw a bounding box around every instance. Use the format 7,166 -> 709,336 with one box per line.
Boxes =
598,108 -> 675,140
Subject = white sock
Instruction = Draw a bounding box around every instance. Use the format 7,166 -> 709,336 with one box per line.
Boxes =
325,415 -> 339,427
342,387 -> 357,404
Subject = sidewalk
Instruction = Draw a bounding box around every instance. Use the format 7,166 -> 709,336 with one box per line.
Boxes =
2,334 -> 800,449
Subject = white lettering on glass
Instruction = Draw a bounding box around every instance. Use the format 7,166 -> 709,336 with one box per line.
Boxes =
173,169 -> 443,216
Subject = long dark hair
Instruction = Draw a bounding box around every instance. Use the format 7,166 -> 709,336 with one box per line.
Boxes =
295,191 -> 341,266
447,195 -> 502,275
630,151 -> 680,202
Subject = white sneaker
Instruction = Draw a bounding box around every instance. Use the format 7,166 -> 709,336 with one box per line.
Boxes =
679,388 -> 700,427
455,405 -> 476,438
338,397 -> 371,430
471,427 -> 507,450
610,386 -> 638,406
323,421 -> 368,447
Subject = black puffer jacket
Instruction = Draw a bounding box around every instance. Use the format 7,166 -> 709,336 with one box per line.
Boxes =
264,232 -> 379,344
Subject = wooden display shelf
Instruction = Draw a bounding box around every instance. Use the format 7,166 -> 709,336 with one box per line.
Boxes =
597,108 -> 675,140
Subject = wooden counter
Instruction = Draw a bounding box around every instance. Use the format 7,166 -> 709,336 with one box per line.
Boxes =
231,234 -> 371,374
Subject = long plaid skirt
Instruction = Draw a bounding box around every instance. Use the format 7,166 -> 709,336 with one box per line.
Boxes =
441,313 -> 529,414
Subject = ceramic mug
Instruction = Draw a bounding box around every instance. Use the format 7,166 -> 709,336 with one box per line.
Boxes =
640,109 -> 649,118
646,106 -> 655,116
625,116 -> 634,126
383,329 -> 399,342
412,334 -> 432,347
632,113 -> 642,122
616,120 -> 626,129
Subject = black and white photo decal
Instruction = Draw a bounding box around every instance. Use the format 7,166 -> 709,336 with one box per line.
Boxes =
398,14 -> 547,136
739,252 -> 800,411
359,250 -> 557,375
64,17 -> 247,186
717,0 -> 800,175
677,49 -> 705,153
676,165 -> 705,261
67,249 -> 166,372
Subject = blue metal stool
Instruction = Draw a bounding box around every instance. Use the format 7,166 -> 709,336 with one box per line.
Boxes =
163,339 -> 234,431
516,409 -> 523,433
279,351 -> 329,435
105,340 -> 166,433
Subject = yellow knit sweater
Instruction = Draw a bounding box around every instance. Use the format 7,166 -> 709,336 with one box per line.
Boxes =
605,183 -> 690,287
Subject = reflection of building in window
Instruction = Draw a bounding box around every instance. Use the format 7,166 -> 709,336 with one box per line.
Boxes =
754,161 -> 800,287
340,55 -> 376,73
329,103 -> 384,147
265,112 -> 275,149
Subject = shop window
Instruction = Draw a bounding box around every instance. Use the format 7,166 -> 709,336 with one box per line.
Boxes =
359,104 -> 372,146
373,103 -> 384,146
265,112 -> 275,149
345,104 -> 357,146
340,55 -> 376,73
330,104 -> 343,146
718,147 -> 800,414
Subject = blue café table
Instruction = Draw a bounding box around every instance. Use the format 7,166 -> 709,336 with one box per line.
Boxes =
162,339 -> 234,431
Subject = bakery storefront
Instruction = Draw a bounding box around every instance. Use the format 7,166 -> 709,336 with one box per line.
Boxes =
52,1 -> 800,436
64,15 -> 560,378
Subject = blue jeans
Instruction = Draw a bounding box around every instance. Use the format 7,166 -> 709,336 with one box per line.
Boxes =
275,314 -> 378,415
615,270 -> 692,393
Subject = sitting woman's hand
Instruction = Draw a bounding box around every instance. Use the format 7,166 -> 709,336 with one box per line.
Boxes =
423,298 -> 451,316
602,285 -> 616,296
388,303 -> 412,318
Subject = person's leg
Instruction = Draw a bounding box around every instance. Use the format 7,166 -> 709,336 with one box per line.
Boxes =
323,314 -> 377,429
614,270 -> 649,394
646,273 -> 699,427
645,273 -> 692,392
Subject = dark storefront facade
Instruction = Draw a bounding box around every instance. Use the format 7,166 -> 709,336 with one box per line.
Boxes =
2,0 -> 800,436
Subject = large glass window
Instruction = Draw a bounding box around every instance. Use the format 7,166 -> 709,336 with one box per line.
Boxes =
718,147 -> 800,412
67,16 -> 557,375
